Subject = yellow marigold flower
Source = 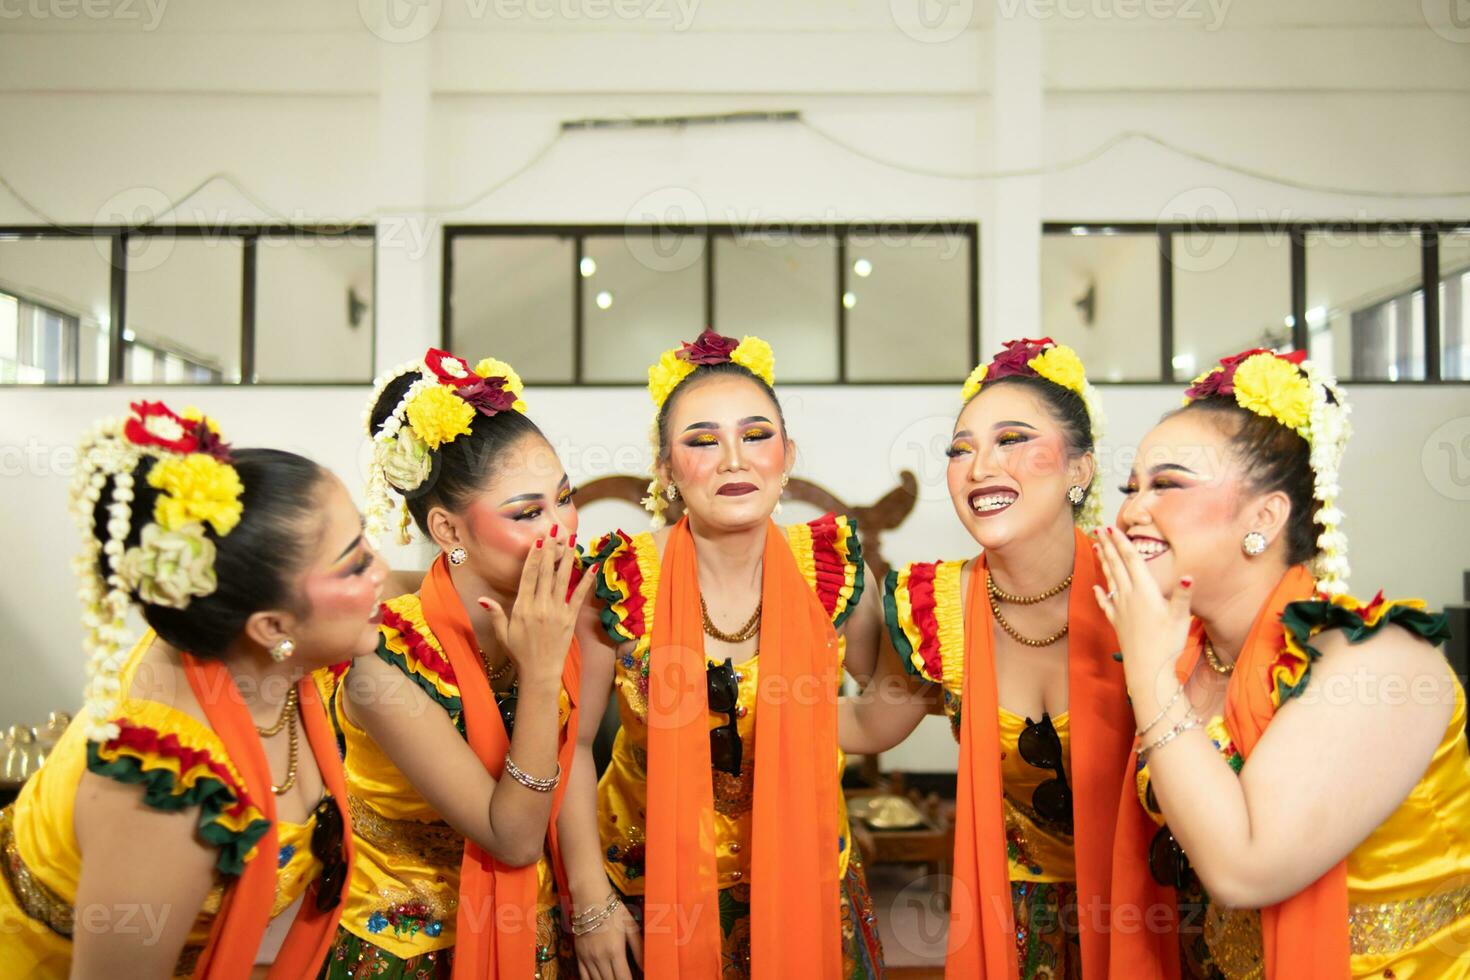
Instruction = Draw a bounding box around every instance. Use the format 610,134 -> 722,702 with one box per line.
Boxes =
406,385 -> 476,450
474,357 -> 525,399
730,336 -> 776,387
148,455 -> 244,536
1232,354 -> 1312,434
960,363 -> 989,403
180,406 -> 219,434
648,349 -> 697,408
1028,345 -> 1086,395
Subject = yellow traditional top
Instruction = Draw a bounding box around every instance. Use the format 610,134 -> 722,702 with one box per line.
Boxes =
333,592 -> 570,961
0,632 -> 320,979
885,559 -> 1077,883
591,513 -> 864,894
1133,593 -> 1470,978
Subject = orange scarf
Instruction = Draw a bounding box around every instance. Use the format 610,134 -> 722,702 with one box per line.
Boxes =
947,528 -> 1129,978
644,518 -> 843,979
1110,565 -> 1348,979
181,655 -> 354,979
420,553 -> 582,980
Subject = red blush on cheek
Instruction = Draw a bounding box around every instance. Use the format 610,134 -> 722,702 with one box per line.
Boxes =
303,571 -> 378,621
464,499 -> 536,559
1008,434 -> 1066,481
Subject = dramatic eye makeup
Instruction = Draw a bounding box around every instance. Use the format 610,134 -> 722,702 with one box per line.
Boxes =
1119,463 -> 1198,496
330,516 -> 371,576
498,476 -> 574,521
681,416 -> 776,448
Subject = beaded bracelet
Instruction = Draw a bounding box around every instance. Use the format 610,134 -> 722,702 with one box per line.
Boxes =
1140,714 -> 1203,761
1135,683 -> 1186,738
572,893 -> 623,936
503,756 -> 561,793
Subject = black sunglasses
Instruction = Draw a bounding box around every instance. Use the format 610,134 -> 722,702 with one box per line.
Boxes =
309,796 -> 348,913
707,658 -> 743,777
1149,825 -> 1193,889
1018,712 -> 1073,834
495,687 -> 518,738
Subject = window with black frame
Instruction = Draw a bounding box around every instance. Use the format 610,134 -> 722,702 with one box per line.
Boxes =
1042,223 -> 1469,384
0,227 -> 376,386
443,223 -> 979,384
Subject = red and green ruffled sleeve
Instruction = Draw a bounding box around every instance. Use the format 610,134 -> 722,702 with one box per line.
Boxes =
593,529 -> 660,653
374,593 -> 464,726
884,559 -> 966,701
85,700 -> 271,876
784,513 -> 866,629
1272,590 -> 1452,708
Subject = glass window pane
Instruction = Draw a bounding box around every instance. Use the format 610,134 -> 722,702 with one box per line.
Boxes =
450,235 -> 575,383
0,235 -> 112,383
1439,229 -> 1470,381
126,235 -> 242,383
713,232 -> 838,382
1041,231 -> 1160,381
845,230 -> 972,381
1306,229 -> 1424,381
254,234 -> 374,383
1172,231 -> 1291,381
582,233 -> 705,384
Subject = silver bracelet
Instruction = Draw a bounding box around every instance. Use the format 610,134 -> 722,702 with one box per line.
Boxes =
1140,714 -> 1203,760
572,893 -> 623,936
1135,684 -> 1186,738
503,756 -> 560,793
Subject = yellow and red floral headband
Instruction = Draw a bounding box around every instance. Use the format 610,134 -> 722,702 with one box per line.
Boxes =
1182,348 -> 1351,594
71,400 -> 243,741
960,337 -> 1105,530
643,329 -> 776,526
363,347 -> 527,544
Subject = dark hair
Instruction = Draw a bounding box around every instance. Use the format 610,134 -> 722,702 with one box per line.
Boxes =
93,449 -> 330,658
969,374 -> 1095,516
1172,398 -> 1321,565
369,371 -> 546,535
654,361 -> 787,464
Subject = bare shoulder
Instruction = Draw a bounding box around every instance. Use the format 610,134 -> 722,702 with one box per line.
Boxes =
125,634 -> 209,727
1298,622 -> 1458,733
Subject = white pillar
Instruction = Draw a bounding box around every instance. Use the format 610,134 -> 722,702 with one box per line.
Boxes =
981,11 -> 1044,357
373,36 -> 439,375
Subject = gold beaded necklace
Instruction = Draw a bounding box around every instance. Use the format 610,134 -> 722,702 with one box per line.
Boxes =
1203,639 -> 1235,676
256,686 -> 299,796
700,594 -> 762,644
987,572 -> 1072,648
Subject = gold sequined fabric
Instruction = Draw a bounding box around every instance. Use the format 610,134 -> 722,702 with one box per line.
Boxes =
348,794 -> 464,868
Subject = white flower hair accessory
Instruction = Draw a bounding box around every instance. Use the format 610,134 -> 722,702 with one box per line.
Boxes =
362,348 -> 528,544
69,402 -> 242,741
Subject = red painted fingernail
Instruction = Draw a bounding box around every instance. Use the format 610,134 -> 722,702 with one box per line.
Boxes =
477,597 -> 492,609
536,539 -> 543,549
550,525 -> 559,537
1105,526 -> 1114,535
568,534 -> 577,549
1180,576 -> 1194,587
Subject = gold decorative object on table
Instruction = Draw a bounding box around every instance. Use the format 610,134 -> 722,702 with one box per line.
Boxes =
850,794 -> 928,831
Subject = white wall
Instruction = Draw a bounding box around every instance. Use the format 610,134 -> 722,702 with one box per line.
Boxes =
1,0 -> 1469,768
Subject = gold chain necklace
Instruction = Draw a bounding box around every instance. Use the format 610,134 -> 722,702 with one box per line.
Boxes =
700,594 -> 762,644
481,649 -> 514,684
987,573 -> 1071,648
1203,639 -> 1235,676
256,686 -> 300,796
987,571 -> 1074,606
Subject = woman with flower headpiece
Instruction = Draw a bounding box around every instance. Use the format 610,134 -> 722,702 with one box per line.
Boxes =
0,400 -> 384,978
1102,349 -> 1469,979
323,348 -> 596,980
838,338 -> 1133,979
556,329 -> 887,980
